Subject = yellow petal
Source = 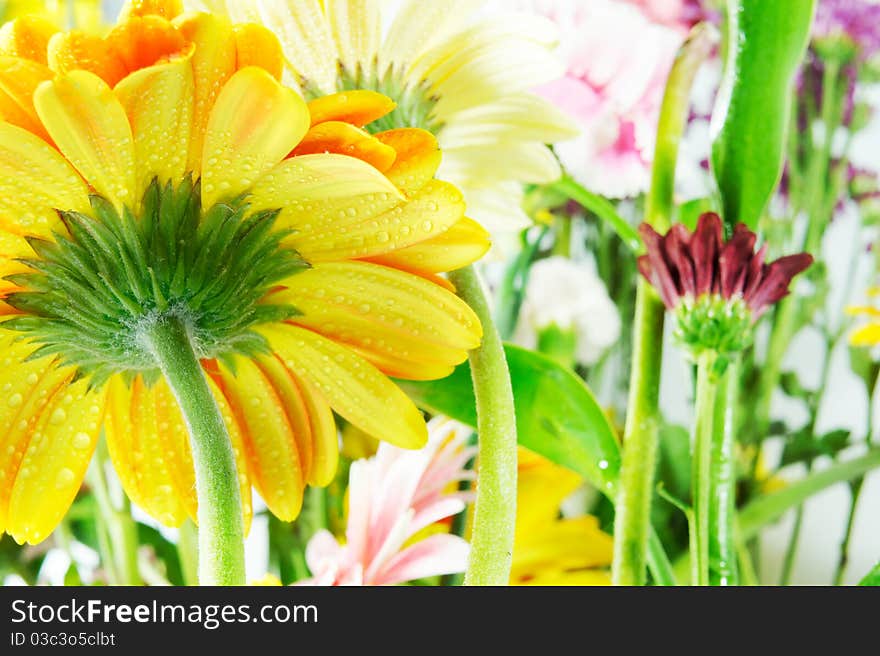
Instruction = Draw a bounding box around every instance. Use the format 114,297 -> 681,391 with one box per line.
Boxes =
114,55 -> 194,198
268,261 -> 480,376
119,0 -> 184,21
0,121 -> 90,238
47,30 -> 127,88
201,66 -> 308,208
288,366 -> 337,487
233,23 -> 283,81
0,56 -> 53,141
380,0 -> 477,73
8,378 -> 106,544
0,334 -> 72,541
290,179 -> 467,262
307,90 -> 396,128
34,70 -> 136,210
0,16 -> 57,64
172,12 -> 236,175
249,152 -> 403,232
104,376 -> 189,527
325,0 -> 380,74
104,15 -> 191,80
512,516 -> 614,576
850,323 -> 880,347
292,120 -> 397,172
261,323 -> 427,449
256,0 -> 337,93
366,216 -> 490,276
375,128 -> 442,194
209,357 -> 304,521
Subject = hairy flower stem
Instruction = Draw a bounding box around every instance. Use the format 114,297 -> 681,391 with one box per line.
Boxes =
449,265 -> 517,586
691,351 -> 719,586
612,282 -> 665,585
709,357 -> 740,585
145,315 -> 245,586
612,23 -> 715,587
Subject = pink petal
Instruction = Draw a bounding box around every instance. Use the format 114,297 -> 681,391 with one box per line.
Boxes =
374,535 -> 471,586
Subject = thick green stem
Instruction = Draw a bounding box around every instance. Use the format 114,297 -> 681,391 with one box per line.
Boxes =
709,358 -> 740,585
177,520 -> 199,586
690,351 -> 719,586
612,281 -> 665,585
144,315 -> 245,586
449,265 -> 517,586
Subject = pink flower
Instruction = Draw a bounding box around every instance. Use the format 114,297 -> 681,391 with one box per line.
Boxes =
622,0 -> 709,30
532,0 -> 683,198
298,419 -> 475,586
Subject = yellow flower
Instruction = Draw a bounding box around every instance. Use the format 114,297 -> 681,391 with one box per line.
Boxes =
0,0 -> 104,32
847,286 -> 880,347
0,1 -> 488,544
192,0 -> 578,241
511,448 -> 612,585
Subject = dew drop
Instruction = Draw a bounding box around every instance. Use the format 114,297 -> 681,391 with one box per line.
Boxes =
55,468 -> 75,488
49,408 -> 66,425
8,393 -> 23,408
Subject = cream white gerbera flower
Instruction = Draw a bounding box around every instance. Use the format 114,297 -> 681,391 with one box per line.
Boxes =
188,0 -> 578,242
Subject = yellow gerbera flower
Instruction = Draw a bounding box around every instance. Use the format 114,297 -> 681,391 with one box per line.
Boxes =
511,447 -> 612,585
191,0 -> 578,240
0,1 -> 487,545
0,0 -> 103,32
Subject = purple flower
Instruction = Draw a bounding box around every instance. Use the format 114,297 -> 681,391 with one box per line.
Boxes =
638,213 -> 813,320
813,0 -> 880,60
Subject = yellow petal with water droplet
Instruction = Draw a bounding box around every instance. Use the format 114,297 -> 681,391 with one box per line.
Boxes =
0,333 -> 73,541
249,152 -> 403,232
287,365 -> 337,487
210,357 -> 304,521
254,355 -> 313,483
290,179 -> 466,263
8,378 -> 106,544
0,56 -> 53,142
152,377 -> 197,522
233,23 -> 283,81
307,90 -> 395,129
256,0 -> 337,94
0,122 -> 89,239
119,0 -> 183,21
267,261 -> 481,378
325,0 -> 380,74
34,70 -> 136,211
172,12 -> 235,175
260,323 -> 427,450
292,121 -> 397,172
374,128 -> 442,195
201,66 -> 308,208
0,17 -> 57,65
105,376 -> 188,527
366,216 -> 490,276
115,55 -> 194,200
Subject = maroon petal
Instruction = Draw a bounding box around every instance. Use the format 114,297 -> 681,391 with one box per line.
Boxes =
664,224 -> 696,298
718,223 -> 757,298
638,223 -> 682,309
691,213 -> 723,295
742,244 -> 767,301
746,253 -> 814,317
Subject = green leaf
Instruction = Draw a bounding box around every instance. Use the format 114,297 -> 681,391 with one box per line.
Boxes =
711,0 -> 816,229
780,428 -> 851,468
677,197 -> 719,231
739,448 -> 880,539
399,343 -> 620,494
859,561 -> 880,586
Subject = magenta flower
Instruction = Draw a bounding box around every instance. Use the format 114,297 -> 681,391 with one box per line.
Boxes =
623,0 -> 712,29
298,419 -> 475,586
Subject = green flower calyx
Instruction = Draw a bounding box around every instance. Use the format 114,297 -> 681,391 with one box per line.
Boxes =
4,178 -> 308,387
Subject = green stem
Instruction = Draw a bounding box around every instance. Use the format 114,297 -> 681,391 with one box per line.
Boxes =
612,281 -> 665,585
690,351 -> 719,586
550,176 -> 641,252
611,23 -> 715,586
177,520 -> 199,586
778,503 -> 804,585
736,536 -> 759,585
449,265 -> 517,586
709,357 -> 739,585
143,315 -> 245,586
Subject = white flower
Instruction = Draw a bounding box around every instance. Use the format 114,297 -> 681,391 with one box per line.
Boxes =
515,255 -> 621,365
